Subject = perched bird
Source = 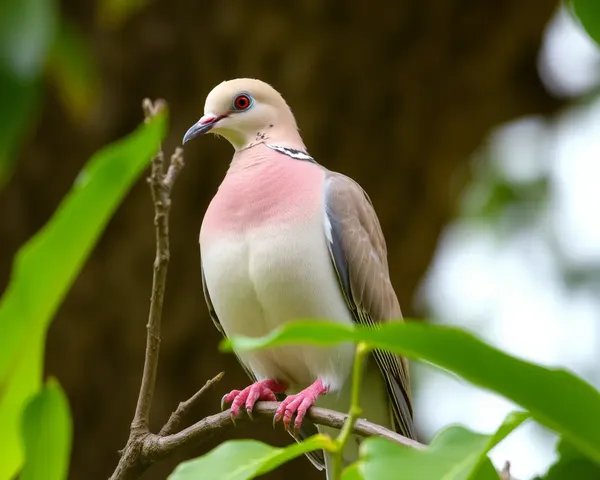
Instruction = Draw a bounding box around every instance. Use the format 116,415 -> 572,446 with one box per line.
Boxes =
183,78 -> 416,476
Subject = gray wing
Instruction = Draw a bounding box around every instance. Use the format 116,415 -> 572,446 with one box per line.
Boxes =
200,264 -> 325,469
323,171 -> 417,440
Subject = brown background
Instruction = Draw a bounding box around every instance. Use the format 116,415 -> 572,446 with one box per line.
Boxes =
0,1 -> 561,479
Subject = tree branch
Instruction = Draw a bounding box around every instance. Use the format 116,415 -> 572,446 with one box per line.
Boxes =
133,106 -> 184,433
110,99 -> 185,480
147,401 -> 425,461
159,372 -> 225,436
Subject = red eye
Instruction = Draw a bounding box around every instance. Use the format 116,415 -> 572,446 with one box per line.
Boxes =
233,94 -> 252,111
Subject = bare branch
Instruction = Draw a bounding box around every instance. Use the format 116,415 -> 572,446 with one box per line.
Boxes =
164,148 -> 185,191
159,372 -> 225,436
142,98 -> 166,123
131,103 -> 177,434
500,461 -> 518,480
148,401 -> 425,459
110,99 -> 185,480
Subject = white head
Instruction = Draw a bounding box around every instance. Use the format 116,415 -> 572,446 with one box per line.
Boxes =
182,78 -> 305,152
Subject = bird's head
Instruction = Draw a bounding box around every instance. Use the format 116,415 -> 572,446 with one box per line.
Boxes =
182,78 -> 304,152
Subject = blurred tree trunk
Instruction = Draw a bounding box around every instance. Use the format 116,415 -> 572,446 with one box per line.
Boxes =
0,0 -> 560,478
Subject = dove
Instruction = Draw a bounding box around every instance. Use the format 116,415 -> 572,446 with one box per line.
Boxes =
183,78 -> 416,476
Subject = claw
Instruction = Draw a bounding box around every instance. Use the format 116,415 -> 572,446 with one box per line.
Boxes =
220,379 -> 285,425
273,379 -> 327,431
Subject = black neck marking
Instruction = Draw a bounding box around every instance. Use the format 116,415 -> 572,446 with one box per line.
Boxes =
266,143 -> 317,163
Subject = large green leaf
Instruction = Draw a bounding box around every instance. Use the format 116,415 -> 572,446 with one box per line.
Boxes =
0,111 -> 166,381
0,112 -> 166,478
343,411 -> 527,480
572,0 -> 600,46
223,321 -> 600,462
20,379 -> 72,480
169,435 -> 332,480
540,439 -> 600,480
0,328 -> 44,479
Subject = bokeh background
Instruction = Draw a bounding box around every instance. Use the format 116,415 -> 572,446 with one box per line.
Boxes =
1,1 -> 599,479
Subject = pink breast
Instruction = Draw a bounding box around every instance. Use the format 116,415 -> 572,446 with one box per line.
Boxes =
201,148 -> 324,236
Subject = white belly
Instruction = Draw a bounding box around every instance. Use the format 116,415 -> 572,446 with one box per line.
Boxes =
200,218 -> 355,393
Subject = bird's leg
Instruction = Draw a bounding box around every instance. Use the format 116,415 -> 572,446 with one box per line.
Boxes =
274,379 -> 328,432
222,378 -> 287,420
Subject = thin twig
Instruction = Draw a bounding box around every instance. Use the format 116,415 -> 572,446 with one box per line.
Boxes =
500,461 -> 518,480
164,148 -> 185,190
159,372 -> 225,436
110,99 -> 185,480
131,101 -> 184,434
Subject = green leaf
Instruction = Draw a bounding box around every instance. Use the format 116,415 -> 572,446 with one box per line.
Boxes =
0,328 -> 44,479
0,111 -> 166,478
346,438 -> 498,480
223,321 -> 600,462
342,463 -> 364,480
571,0 -> 600,46
169,435 -> 332,480
0,0 -> 57,78
540,438 -> 600,480
47,19 -> 100,122
21,379 -> 72,480
0,68 -> 40,188
0,0 -> 58,185
344,412 -> 527,480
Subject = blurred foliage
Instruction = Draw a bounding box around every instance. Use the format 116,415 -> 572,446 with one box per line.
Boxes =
47,20 -> 100,122
0,112 -> 166,478
571,0 -> 600,45
97,0 -> 151,28
0,0 -> 153,187
0,0 -> 57,187
0,0 -> 104,188
461,171 -> 549,234
20,379 -> 72,480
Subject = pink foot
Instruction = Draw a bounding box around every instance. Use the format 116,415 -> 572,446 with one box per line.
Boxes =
222,379 -> 286,420
274,379 -> 328,431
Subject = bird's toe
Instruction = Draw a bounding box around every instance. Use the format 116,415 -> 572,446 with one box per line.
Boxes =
224,379 -> 284,421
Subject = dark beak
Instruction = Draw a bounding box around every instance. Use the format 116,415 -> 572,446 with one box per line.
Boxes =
182,114 -> 225,144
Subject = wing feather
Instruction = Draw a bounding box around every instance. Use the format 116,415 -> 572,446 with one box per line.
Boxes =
324,171 -> 417,440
